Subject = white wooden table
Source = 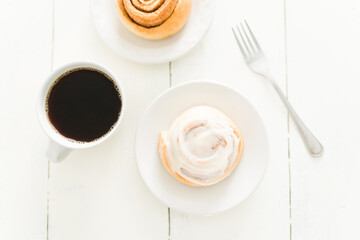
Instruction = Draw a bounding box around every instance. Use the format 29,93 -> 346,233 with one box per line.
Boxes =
1,0 -> 360,239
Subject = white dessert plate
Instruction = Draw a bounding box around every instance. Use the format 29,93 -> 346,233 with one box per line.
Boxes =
90,0 -> 215,64
135,81 -> 269,215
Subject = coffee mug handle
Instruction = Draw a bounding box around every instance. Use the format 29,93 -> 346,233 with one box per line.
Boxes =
46,140 -> 72,163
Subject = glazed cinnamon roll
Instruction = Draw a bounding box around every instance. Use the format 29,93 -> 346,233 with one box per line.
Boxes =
115,0 -> 192,40
159,106 -> 244,187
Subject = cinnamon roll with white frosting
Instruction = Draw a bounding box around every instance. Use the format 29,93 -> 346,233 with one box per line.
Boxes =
115,0 -> 192,40
159,106 -> 244,187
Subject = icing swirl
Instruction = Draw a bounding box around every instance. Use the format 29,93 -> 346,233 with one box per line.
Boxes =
160,106 -> 243,186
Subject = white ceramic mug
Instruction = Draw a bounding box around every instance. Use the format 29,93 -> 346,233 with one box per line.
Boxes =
37,62 -> 126,163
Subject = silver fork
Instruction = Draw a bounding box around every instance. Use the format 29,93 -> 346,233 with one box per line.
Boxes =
232,20 -> 324,157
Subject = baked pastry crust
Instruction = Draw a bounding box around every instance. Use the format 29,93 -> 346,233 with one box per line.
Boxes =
158,106 -> 245,187
116,0 -> 192,40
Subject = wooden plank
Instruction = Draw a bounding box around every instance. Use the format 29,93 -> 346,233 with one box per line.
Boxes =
0,0 -> 52,239
287,0 -> 360,239
49,0 -> 169,239
170,0 -> 290,239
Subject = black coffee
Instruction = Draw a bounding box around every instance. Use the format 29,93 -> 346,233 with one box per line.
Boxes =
47,68 -> 122,142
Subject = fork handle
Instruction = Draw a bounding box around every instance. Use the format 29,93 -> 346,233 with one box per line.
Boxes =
263,71 -> 324,157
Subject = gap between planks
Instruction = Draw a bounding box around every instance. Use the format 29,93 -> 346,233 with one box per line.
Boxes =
283,0 -> 292,239
168,61 -> 172,240
47,1 -> 55,240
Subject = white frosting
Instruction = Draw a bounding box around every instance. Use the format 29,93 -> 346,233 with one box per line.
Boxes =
162,106 -> 240,186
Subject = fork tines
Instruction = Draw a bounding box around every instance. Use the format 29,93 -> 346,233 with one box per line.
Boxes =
232,20 -> 262,61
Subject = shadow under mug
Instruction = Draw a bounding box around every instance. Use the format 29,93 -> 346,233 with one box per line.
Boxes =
37,62 -> 126,163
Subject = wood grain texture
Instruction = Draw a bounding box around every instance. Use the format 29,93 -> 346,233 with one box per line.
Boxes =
0,1 -> 52,239
287,0 -> 360,239
4,0 -> 358,239
169,0 -> 290,239
48,0 -> 169,239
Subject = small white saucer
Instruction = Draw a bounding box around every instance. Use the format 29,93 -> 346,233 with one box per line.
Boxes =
90,0 -> 215,64
135,81 -> 269,215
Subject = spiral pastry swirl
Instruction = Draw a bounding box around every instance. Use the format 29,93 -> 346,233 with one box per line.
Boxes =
123,0 -> 178,27
159,106 -> 244,187
116,0 -> 192,40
